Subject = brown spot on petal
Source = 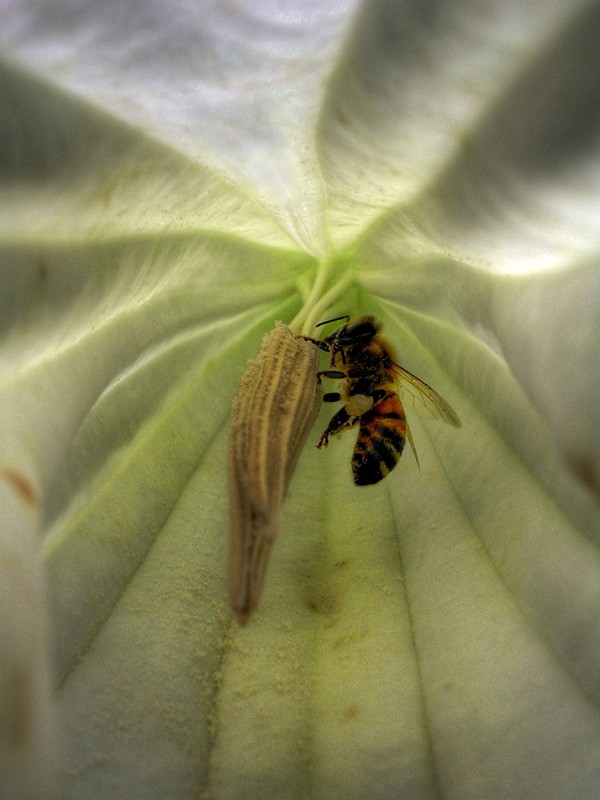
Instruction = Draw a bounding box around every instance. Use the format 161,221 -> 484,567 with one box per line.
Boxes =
0,468 -> 38,508
571,457 -> 600,498
343,704 -> 359,721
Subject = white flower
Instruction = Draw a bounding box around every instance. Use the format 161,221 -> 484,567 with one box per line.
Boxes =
0,1 -> 599,798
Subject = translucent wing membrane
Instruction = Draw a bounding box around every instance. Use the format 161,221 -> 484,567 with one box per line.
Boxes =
393,364 -> 462,428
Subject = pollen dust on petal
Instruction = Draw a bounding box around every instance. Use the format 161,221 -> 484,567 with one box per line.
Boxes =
342,704 -> 360,722
0,467 -> 39,508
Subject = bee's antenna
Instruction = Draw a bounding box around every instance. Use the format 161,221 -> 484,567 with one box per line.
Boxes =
316,315 -> 350,328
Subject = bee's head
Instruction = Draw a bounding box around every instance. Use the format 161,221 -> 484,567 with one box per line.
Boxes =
316,315 -> 380,341
330,315 -> 380,347
314,315 -> 380,364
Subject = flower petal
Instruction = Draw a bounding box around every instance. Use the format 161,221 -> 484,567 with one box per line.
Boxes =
389,1 -> 600,273
317,0 -> 596,251
0,0 -> 360,250
0,60 -> 294,246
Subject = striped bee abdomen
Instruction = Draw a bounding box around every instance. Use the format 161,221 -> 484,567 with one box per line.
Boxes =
352,393 -> 407,485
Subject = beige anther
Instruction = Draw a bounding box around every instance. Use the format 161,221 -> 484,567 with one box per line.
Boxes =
227,322 -> 320,624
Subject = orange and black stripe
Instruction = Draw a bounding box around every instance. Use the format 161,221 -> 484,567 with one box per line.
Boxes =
352,394 -> 407,485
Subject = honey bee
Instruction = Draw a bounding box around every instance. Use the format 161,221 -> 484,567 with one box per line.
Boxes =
303,315 -> 461,485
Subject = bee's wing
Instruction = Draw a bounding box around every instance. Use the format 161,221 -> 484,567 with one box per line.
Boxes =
393,364 -> 461,428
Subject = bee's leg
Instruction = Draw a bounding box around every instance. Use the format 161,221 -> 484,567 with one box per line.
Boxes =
316,369 -> 345,385
346,367 -> 370,378
317,406 -> 357,448
301,336 -> 330,353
